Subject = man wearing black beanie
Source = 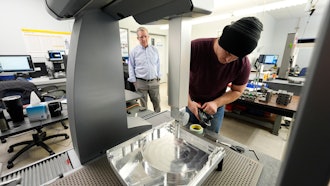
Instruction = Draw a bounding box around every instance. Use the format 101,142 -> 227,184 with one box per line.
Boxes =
187,17 -> 263,133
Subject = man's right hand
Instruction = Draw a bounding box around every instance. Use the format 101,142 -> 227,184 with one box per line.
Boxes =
188,100 -> 202,120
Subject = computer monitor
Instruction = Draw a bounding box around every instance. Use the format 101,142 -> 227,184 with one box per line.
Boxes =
122,56 -> 129,63
258,54 -> 278,65
0,55 -> 34,73
48,50 -> 65,61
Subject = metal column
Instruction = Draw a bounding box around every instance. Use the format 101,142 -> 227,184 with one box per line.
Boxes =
278,33 -> 296,79
168,17 -> 191,118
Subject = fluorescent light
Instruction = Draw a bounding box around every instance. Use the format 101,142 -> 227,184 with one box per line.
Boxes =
189,0 -> 309,25
233,0 -> 308,16
190,13 -> 232,25
233,6 -> 264,16
161,0 -> 309,28
264,0 -> 308,11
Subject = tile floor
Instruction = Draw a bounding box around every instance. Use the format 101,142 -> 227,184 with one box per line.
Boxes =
0,120 -> 73,176
0,82 -> 290,177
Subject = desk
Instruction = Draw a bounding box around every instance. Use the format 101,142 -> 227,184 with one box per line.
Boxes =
29,77 -> 66,88
0,104 -> 68,143
30,78 -> 140,98
30,78 -> 138,100
1,90 -> 139,142
125,90 -> 141,102
225,95 -> 299,135
264,79 -> 304,96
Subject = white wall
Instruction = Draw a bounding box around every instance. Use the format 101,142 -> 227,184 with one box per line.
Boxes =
0,0 -> 326,71
0,0 -> 169,56
0,0 -> 74,55
191,12 -> 325,70
0,1 -> 168,67
191,13 -> 277,69
272,14 -> 325,68
119,17 -> 168,39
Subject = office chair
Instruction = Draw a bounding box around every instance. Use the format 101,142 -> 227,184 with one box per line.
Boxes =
0,80 -> 69,169
39,84 -> 66,98
123,63 -> 136,92
39,85 -> 58,95
298,67 -> 307,76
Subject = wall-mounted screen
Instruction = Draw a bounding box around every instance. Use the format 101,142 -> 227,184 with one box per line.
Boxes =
48,50 -> 65,61
0,55 -> 34,72
258,54 -> 279,65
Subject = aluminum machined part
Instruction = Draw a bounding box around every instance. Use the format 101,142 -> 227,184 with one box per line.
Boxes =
107,121 -> 225,186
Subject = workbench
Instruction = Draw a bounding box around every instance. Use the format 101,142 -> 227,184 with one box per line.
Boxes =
264,78 -> 305,96
225,94 -> 300,135
29,77 -> 66,89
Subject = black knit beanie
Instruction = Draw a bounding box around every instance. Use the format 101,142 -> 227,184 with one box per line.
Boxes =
218,17 -> 263,58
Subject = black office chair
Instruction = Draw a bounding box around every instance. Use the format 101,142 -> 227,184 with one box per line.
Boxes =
0,80 -> 69,169
123,63 -> 136,92
38,85 -> 59,95
298,67 -> 307,76
39,85 -> 67,104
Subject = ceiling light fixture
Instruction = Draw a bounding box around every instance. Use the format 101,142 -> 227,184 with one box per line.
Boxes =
234,0 -> 308,16
189,13 -> 232,25
160,0 -> 309,29
190,0 -> 308,25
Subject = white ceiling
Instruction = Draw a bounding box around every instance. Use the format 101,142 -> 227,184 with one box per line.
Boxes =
212,0 -> 329,20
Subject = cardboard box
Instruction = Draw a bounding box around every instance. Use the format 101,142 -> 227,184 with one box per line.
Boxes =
26,103 -> 48,121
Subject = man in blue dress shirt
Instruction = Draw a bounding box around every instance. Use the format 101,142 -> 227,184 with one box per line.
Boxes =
128,27 -> 161,112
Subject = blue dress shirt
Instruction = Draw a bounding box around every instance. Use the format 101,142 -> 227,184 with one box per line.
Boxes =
128,45 -> 161,82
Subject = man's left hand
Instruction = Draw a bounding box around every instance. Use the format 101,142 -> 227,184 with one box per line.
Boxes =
201,101 -> 218,115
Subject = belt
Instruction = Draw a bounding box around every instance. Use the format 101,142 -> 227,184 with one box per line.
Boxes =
136,77 -> 156,82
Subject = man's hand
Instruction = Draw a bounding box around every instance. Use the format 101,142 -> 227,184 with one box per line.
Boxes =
188,100 -> 202,120
201,101 -> 218,115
